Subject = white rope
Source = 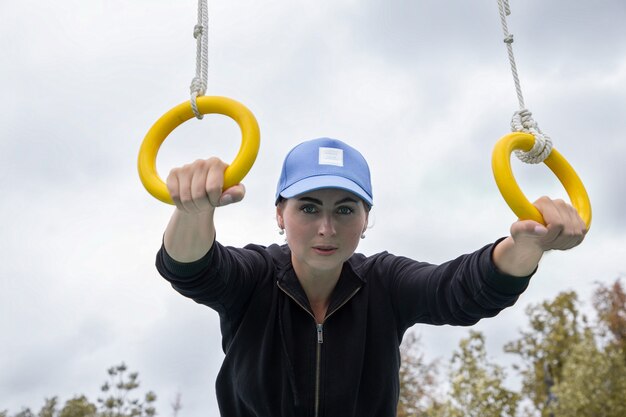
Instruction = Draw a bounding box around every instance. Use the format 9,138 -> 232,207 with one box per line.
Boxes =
190,0 -> 209,119
497,0 -> 552,164
510,109 -> 553,163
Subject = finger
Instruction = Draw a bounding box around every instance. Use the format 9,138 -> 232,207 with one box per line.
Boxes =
534,196 -> 562,226
533,197 -> 565,247
190,160 -> 212,212
556,200 -> 577,248
566,203 -> 587,236
166,168 -> 186,212
176,163 -> 203,213
204,158 -> 227,207
535,197 -> 587,251
218,183 -> 246,206
558,201 -> 587,249
510,219 -> 548,241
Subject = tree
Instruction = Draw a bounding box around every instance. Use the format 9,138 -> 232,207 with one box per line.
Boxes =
537,278 -> 626,417
504,291 -> 583,416
1,364 -> 157,417
593,277 -> 626,354
397,332 -> 440,417
37,398 -> 58,417
12,409 -> 34,417
97,363 -> 157,417
547,328 -> 626,417
428,331 -> 519,417
58,396 -> 97,417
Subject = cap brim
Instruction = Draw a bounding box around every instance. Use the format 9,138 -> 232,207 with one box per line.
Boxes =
278,176 -> 373,206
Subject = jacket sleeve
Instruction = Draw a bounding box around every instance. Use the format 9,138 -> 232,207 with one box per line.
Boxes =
378,239 -> 532,330
155,240 -> 270,318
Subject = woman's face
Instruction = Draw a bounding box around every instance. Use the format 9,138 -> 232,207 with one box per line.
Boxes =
276,188 -> 369,278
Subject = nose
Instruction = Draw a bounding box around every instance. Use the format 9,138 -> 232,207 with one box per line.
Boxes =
318,213 -> 336,236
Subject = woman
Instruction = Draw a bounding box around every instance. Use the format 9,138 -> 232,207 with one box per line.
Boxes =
156,137 -> 586,417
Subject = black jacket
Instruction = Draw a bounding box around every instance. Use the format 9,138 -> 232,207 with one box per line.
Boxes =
156,240 -> 531,417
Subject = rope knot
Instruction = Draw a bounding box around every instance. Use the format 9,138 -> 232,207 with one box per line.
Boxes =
511,109 -> 553,164
190,76 -> 207,119
193,24 -> 204,39
190,76 -> 206,96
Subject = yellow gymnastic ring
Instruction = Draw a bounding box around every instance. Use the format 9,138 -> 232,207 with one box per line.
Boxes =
492,132 -> 591,229
137,96 -> 260,205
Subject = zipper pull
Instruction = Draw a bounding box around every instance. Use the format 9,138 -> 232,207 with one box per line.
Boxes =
316,323 -> 324,344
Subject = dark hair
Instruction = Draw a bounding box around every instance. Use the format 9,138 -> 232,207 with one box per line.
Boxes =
276,194 -> 371,212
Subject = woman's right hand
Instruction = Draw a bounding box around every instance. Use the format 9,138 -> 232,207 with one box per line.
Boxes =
166,157 -> 246,214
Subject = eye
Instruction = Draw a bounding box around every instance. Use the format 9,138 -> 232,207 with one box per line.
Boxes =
300,204 -> 318,214
336,206 -> 354,215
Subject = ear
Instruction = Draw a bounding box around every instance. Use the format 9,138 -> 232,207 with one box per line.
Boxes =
276,204 -> 285,229
363,211 -> 370,233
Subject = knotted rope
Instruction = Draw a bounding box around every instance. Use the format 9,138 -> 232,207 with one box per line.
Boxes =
190,0 -> 209,119
497,0 -> 552,164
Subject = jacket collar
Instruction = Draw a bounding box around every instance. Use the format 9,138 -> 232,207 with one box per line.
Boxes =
271,244 -> 365,320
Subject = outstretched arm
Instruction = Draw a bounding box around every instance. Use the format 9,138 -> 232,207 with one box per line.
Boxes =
492,196 -> 587,277
163,157 -> 245,263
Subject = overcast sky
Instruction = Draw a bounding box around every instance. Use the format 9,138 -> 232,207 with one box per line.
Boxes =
1,0 -> 625,415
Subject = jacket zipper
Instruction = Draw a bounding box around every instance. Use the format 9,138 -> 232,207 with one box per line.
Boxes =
313,287 -> 360,417
277,282 -> 361,417
315,323 -> 323,417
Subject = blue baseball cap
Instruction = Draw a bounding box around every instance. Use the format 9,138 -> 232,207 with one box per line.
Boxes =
275,138 -> 373,207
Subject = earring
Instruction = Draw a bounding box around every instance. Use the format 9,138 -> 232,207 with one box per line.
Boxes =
361,233 -> 366,239
279,228 -> 285,235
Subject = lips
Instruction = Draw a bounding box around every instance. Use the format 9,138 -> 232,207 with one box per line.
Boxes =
313,245 -> 338,255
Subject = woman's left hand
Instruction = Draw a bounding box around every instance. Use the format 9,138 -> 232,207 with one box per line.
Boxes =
510,196 -> 587,252
493,196 -> 587,277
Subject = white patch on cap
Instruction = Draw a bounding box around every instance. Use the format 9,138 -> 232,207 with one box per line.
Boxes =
319,147 -> 344,167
